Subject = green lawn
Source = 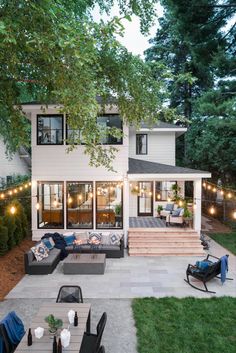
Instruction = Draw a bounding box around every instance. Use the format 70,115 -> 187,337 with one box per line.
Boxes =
209,232 -> 236,255
132,297 -> 236,353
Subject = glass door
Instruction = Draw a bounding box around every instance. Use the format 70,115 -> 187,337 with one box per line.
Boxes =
138,181 -> 153,216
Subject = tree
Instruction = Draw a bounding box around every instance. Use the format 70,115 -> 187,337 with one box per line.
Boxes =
0,0 -> 169,170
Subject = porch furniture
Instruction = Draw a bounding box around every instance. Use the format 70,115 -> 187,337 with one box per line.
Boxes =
160,203 -> 174,219
167,214 -> 184,226
184,254 -> 233,293
63,254 -> 106,275
0,312 -> 25,353
24,247 -> 61,275
97,346 -> 105,353
14,303 -> 91,352
79,312 -> 107,353
0,323 -> 14,353
56,285 -> 83,303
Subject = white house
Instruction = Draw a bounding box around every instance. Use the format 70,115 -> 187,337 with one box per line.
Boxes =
22,103 -> 211,253
0,137 -> 30,187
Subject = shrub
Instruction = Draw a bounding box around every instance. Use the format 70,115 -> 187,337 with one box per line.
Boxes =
0,216 -> 9,256
3,214 -> 16,250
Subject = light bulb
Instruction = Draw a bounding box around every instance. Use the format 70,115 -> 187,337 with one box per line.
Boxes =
157,194 -> 161,200
213,187 -> 217,192
233,211 -> 236,219
0,193 -> 4,199
10,206 -> 16,215
8,190 -> 13,196
207,185 -> 211,190
35,203 -> 40,210
14,189 -> 17,194
68,197 -> 72,204
149,192 -> 152,196
179,200 -> 183,207
220,190 -> 224,195
193,204 -> 197,210
227,193 -> 232,198
167,197 -> 171,202
29,182 -> 31,186
209,206 -> 215,215
53,200 -> 58,207
89,193 -> 93,198
19,186 -> 23,191
203,182 -> 206,188
24,184 -> 28,189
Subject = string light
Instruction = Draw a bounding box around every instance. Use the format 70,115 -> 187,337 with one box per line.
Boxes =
35,203 -> 40,210
8,190 -> 13,196
179,200 -> 183,207
53,200 -> 58,207
157,194 -> 161,200
227,192 -> 232,198
220,190 -> 224,196
209,206 -> 215,215
0,193 -> 4,199
167,197 -> 171,202
14,189 -> 18,194
68,197 -> 72,204
233,211 -> 236,219
149,191 -> 152,196
203,182 -> 206,188
213,187 -> 217,192
207,185 -> 211,190
193,203 -> 197,210
10,206 -> 16,215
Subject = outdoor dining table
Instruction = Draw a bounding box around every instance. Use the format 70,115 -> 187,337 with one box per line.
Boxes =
15,302 -> 91,352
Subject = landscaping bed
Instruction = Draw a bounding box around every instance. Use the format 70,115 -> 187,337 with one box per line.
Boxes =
209,232 -> 236,255
0,237 -> 35,301
132,297 -> 236,353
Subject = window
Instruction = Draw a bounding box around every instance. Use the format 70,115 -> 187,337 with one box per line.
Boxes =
67,182 -> 93,229
37,182 -> 64,228
96,182 -> 123,229
136,134 -> 147,155
97,115 -> 122,144
37,115 -> 63,145
155,181 -> 176,201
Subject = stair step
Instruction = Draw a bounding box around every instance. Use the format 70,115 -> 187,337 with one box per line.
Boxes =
129,253 -> 205,257
128,242 -> 202,248
129,247 -> 205,255
129,238 -> 200,244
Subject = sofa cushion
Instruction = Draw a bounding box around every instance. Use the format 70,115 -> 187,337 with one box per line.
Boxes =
88,232 -> 102,244
165,203 -> 174,211
100,244 -> 120,251
31,242 -> 49,262
109,233 -> 121,245
64,234 -> 76,246
42,238 -> 54,251
29,248 -> 60,265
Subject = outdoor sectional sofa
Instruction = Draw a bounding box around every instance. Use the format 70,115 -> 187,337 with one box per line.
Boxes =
24,232 -> 124,275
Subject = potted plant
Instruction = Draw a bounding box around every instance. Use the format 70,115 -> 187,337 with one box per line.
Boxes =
45,314 -> 63,334
171,183 -> 181,202
115,204 -> 122,226
156,205 -> 163,217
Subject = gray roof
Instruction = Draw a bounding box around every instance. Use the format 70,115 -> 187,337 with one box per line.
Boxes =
128,158 -> 209,174
140,121 -> 185,129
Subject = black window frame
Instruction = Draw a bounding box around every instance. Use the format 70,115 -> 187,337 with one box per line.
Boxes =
96,181 -> 123,229
136,134 -> 148,155
37,114 -> 64,145
37,181 -> 64,229
66,181 -> 93,229
96,114 -> 123,145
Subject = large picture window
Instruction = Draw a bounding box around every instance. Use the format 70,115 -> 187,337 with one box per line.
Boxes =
155,181 -> 176,201
136,134 -> 147,155
37,115 -> 63,145
96,182 -> 123,229
97,115 -> 122,144
38,182 -> 64,228
67,182 -> 93,229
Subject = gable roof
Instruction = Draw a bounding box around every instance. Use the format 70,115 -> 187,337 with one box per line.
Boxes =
128,158 -> 210,175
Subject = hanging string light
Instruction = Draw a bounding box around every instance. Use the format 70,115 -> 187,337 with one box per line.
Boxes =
209,206 -> 215,215
233,211 -> 236,219
10,206 -> 16,215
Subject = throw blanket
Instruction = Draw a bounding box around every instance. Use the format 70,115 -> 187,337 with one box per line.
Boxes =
0,311 -> 25,353
220,255 -> 228,284
42,232 -> 68,260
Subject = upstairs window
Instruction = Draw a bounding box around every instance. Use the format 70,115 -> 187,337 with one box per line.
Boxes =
37,115 -> 63,145
97,115 -> 123,144
136,134 -> 147,155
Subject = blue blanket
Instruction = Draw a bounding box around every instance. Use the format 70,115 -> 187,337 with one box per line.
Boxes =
42,232 -> 68,260
0,311 -> 25,353
220,255 -> 228,284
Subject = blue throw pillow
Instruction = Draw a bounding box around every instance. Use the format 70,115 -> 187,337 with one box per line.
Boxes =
42,238 -> 54,251
196,260 -> 212,271
165,203 -> 174,211
64,234 -> 76,246
172,209 -> 181,216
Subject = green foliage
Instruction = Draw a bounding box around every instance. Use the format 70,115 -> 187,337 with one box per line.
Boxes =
0,216 -> 8,256
0,0 -> 168,170
3,214 -> 16,250
156,205 -> 163,214
45,314 -> 63,332
184,117 -> 236,184
171,183 -> 181,202
132,297 -> 236,353
209,232 -> 236,255
183,201 -> 192,218
115,204 -> 122,215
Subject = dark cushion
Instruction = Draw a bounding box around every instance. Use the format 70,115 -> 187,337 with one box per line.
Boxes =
165,203 -> 174,211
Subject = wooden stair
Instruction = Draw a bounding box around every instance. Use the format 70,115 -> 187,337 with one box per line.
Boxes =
128,228 -> 205,256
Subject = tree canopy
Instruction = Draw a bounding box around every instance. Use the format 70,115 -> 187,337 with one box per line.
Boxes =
0,0 -> 167,170
146,0 -> 236,183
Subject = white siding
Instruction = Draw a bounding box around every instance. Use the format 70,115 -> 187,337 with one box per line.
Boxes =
129,128 -> 176,165
0,138 -> 29,183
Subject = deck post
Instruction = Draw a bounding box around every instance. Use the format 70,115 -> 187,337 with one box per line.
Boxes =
123,176 -> 129,248
194,178 -> 202,234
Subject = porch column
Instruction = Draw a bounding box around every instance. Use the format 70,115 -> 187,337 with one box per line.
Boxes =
123,177 -> 129,248
194,178 -> 202,234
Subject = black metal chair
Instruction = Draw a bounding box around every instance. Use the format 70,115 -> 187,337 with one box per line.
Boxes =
184,254 -> 233,293
79,312 -> 107,353
56,285 -> 83,303
0,323 -> 15,353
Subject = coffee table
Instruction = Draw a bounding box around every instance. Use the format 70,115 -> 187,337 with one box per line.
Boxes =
63,254 -> 106,274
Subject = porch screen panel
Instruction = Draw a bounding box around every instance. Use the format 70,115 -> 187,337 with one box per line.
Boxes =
38,182 -> 63,228
67,182 -> 93,229
96,182 -> 123,229
155,181 -> 176,201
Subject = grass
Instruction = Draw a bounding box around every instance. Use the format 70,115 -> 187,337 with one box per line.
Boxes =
209,232 -> 236,255
132,297 -> 236,353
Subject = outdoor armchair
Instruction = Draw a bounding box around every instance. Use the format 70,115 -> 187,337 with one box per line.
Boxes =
184,254 -> 233,293
160,203 -> 175,219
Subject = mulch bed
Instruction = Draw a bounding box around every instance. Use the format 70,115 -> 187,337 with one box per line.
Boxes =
0,237 -> 35,301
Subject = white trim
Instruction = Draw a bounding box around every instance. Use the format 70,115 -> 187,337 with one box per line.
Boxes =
138,128 -> 187,133
128,173 -> 211,180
